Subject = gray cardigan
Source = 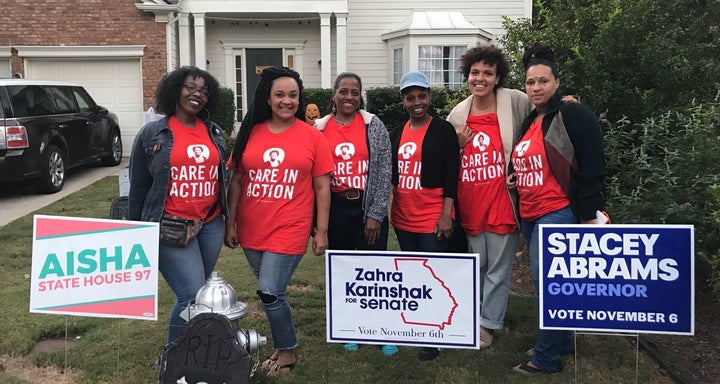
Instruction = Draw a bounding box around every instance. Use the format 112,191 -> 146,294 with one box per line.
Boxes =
314,110 -> 392,222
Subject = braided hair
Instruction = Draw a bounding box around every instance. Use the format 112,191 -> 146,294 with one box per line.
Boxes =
232,66 -> 305,163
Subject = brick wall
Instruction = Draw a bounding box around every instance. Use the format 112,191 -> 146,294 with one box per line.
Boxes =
0,0 -> 166,108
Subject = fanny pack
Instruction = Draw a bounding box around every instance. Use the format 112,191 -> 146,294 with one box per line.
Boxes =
159,206 -> 216,248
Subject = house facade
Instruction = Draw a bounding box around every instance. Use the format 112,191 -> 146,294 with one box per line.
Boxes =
1,0 -> 530,153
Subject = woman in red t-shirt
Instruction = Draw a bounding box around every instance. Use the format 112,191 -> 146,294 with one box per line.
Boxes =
389,71 -> 460,361
447,44 -> 533,352
129,66 -> 227,346
224,67 -> 333,377
313,72 -> 398,356
510,43 -> 606,375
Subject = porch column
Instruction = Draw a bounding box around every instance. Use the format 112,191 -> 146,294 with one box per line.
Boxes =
178,13 -> 191,66
335,13 -> 347,75
193,13 -> 207,70
165,12 -> 177,71
320,12 -> 331,88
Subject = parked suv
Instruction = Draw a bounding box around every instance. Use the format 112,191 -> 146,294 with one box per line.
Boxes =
0,79 -> 122,193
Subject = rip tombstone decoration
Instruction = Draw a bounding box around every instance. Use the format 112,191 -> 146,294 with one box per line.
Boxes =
158,313 -> 252,384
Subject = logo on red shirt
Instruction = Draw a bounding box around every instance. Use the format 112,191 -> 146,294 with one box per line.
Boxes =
399,142 -> 417,160
335,142 -> 355,160
515,139 -> 531,157
472,132 -> 491,152
187,144 -> 210,163
263,147 -> 285,168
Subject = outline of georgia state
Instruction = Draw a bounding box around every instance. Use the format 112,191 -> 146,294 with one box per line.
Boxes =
394,258 -> 458,330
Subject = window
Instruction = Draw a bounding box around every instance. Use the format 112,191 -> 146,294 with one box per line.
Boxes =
393,48 -> 403,85
8,85 -> 57,117
418,45 -> 465,88
71,88 -> 96,113
49,87 -> 78,114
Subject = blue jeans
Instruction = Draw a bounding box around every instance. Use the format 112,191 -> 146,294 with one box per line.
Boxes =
244,250 -> 303,350
159,216 -> 225,343
521,206 -> 576,371
394,228 -> 449,253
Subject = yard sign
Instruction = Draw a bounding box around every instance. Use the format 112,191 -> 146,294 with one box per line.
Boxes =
539,224 -> 694,335
30,215 -> 159,320
326,250 -> 480,349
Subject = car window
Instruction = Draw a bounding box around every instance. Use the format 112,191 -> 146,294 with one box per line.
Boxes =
71,87 -> 97,113
48,86 -> 79,114
8,85 -> 58,117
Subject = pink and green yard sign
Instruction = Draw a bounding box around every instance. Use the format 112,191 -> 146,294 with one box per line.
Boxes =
30,215 -> 159,320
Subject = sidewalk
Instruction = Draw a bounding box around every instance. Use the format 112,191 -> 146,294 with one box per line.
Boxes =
0,158 -> 129,228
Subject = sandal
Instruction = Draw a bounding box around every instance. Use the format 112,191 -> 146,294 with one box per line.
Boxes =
260,351 -> 279,371
513,360 -> 563,374
479,328 -> 494,349
266,360 -> 296,377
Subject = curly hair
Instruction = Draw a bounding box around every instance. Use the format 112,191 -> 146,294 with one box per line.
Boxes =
458,43 -> 509,89
522,42 -> 560,78
232,66 -> 305,162
331,72 -> 365,113
154,66 -> 221,118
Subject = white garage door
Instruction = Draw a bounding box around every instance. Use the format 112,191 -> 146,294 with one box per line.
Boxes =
26,59 -> 142,156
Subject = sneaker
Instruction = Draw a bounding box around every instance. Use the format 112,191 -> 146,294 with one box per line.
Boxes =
479,328 -> 494,349
343,343 -> 359,351
381,344 -> 398,356
418,347 -> 440,361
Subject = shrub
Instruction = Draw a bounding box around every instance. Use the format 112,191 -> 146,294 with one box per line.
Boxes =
432,87 -> 471,119
500,0 -> 720,124
303,88 -> 334,116
366,86 -> 405,130
366,86 -> 470,130
603,95 -> 720,298
215,87 -> 236,138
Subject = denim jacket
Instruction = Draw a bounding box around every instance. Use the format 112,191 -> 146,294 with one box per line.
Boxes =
128,116 -> 229,222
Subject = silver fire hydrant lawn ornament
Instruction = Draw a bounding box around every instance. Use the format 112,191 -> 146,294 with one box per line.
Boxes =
157,271 -> 266,384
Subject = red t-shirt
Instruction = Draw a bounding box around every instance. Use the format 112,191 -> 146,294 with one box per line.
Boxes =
322,114 -> 369,192
232,119 -> 334,255
390,119 -> 449,233
511,119 -> 570,221
164,116 -> 220,221
457,113 -> 517,235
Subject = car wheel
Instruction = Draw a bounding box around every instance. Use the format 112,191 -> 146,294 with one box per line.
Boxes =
101,129 -> 123,166
37,144 -> 66,193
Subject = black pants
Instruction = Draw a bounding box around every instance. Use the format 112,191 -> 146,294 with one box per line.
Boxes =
328,197 -> 389,251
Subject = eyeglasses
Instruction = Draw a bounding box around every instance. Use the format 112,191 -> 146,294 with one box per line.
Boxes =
183,83 -> 209,97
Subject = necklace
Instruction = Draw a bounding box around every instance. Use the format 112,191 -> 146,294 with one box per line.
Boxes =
334,115 -> 353,126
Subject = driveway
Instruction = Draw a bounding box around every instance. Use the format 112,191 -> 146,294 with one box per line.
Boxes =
0,158 -> 129,228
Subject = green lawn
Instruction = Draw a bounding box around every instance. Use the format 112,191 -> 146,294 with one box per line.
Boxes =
0,177 -> 668,383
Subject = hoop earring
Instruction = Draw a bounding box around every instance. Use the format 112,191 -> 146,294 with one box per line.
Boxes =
331,105 -> 337,114
197,107 -> 210,122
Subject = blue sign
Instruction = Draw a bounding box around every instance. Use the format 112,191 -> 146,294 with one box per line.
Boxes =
539,224 -> 694,335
